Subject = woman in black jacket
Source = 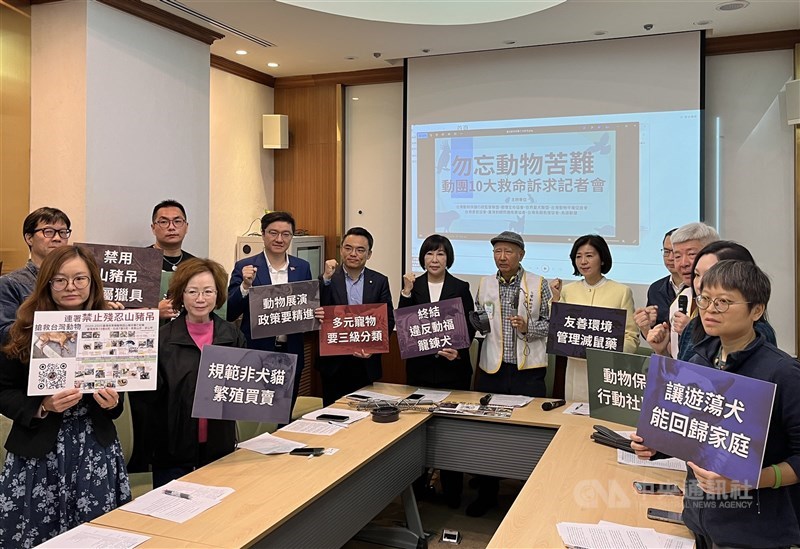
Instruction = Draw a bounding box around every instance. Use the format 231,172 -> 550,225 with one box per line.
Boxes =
150,258 -> 246,488
0,245 -> 130,547
399,234 -> 475,508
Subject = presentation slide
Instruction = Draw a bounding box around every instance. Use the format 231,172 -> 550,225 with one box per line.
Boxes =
408,110 -> 700,286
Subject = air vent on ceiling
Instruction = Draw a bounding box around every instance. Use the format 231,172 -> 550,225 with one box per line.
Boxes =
716,1 -> 749,11
159,0 -> 275,48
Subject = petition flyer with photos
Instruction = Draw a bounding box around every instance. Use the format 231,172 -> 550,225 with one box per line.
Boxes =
28,309 -> 159,396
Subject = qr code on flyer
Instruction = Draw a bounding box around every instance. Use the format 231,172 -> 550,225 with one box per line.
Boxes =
36,363 -> 67,391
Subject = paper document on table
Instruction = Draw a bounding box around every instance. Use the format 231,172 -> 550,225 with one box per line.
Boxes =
557,521 -> 665,548
345,390 -> 401,403
238,431 -> 307,455
616,449 -> 687,472
279,419 -> 344,436
564,402 -> 590,415
409,388 -> 450,403
597,522 -> 694,548
487,394 -> 533,407
302,407 -> 370,424
35,524 -> 150,548
121,480 -> 234,523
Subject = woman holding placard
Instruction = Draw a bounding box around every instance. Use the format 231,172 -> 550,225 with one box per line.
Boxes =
150,258 -> 246,488
399,234 -> 475,509
0,245 -> 130,547
399,234 -> 475,390
632,260 -> 800,548
550,234 -> 639,402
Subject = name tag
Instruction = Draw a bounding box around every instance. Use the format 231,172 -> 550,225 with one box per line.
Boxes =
484,303 -> 494,320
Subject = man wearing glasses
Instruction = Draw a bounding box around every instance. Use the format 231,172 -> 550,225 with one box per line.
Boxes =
635,228 -> 682,333
227,211 -> 312,404
316,227 -> 395,405
149,199 -> 195,320
0,207 -> 72,342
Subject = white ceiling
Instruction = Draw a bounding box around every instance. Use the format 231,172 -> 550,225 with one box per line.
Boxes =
144,0 -> 800,78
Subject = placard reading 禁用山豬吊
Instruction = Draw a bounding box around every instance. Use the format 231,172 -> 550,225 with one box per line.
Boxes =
78,243 -> 163,308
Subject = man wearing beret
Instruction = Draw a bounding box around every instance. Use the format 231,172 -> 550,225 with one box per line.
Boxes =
467,231 -> 552,516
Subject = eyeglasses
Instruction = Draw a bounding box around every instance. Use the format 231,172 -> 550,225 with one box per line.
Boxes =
265,230 -> 293,239
343,245 -> 368,256
154,218 -> 186,229
184,289 -> 217,300
661,248 -> 673,256
33,228 -> 72,239
50,275 -> 90,291
695,295 -> 751,313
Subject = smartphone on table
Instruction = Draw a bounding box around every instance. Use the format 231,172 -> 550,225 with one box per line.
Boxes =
647,508 -> 684,525
633,481 -> 683,495
289,447 -> 325,456
317,413 -> 349,422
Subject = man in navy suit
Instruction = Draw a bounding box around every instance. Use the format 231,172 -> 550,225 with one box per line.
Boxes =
227,211 -> 312,404
317,227 -> 395,405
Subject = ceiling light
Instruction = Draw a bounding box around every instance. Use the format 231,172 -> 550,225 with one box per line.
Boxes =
345,56 -> 357,60
275,0 -> 566,25
267,62 -> 279,68
352,97 -> 359,101
716,1 -> 749,11
693,20 -> 712,26
593,30 -> 607,36
235,50 -> 248,55
503,40 -> 516,45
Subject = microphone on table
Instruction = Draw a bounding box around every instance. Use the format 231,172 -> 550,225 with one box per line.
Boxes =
541,399 -> 566,411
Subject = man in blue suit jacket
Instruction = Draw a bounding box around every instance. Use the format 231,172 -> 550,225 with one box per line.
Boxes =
317,227 -> 395,405
227,212 -> 311,404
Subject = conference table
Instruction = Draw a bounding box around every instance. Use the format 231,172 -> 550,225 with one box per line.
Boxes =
91,383 -> 692,548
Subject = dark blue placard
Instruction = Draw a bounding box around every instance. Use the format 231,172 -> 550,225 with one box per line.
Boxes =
395,298 -> 470,359
636,354 -> 775,487
192,344 -> 296,423
546,301 -> 627,358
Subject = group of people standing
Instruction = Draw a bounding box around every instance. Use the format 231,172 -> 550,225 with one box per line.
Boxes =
0,202 -> 797,547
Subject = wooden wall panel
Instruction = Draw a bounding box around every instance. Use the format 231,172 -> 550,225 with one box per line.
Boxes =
0,1 -> 31,274
274,84 -> 341,261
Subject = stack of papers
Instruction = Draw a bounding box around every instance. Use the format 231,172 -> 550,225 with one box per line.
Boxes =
407,388 -> 451,403
557,521 -> 693,548
487,394 -> 533,407
122,480 -> 234,523
564,402 -> 590,415
302,407 -> 370,424
36,525 -> 150,548
279,420 -> 346,436
435,402 -> 513,419
238,432 -> 307,455
617,450 -> 687,472
345,390 -> 401,403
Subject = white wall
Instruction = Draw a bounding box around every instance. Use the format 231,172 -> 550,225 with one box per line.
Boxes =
32,0 -> 211,255
705,49 -> 796,355
345,51 -> 798,355
209,68 -> 274,271
30,0 -> 87,240
345,83 -> 404,303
